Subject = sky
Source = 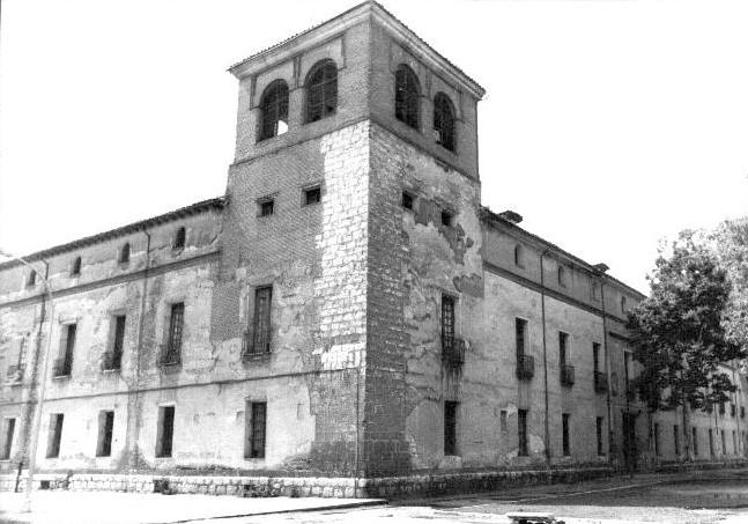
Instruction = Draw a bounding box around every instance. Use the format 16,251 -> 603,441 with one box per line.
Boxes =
1,0 -> 747,293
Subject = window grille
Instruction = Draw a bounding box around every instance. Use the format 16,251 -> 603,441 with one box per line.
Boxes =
259,80 -> 289,141
306,61 -> 337,123
395,64 -> 420,129
433,93 -> 456,152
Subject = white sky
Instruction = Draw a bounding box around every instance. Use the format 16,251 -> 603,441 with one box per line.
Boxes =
1,0 -> 747,293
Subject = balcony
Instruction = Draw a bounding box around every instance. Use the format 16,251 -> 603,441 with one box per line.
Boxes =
101,351 -> 122,372
242,331 -> 271,360
594,372 -> 608,394
560,364 -> 575,387
626,382 -> 637,402
442,337 -> 466,370
516,354 -> 534,381
6,364 -> 24,383
53,357 -> 72,378
159,342 -> 181,367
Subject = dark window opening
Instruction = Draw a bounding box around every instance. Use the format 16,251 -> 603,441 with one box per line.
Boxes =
71,256 -> 82,276
259,199 -> 275,217
518,409 -> 528,456
306,60 -> 337,123
119,243 -> 130,264
441,294 -> 455,351
246,401 -> 267,459
433,92 -> 456,152
249,286 -> 272,355
444,401 -> 458,456
514,244 -> 524,267
693,427 -> 699,456
26,270 -> 36,288
559,332 -> 568,366
562,413 -> 571,456
722,429 -> 727,454
500,410 -> 508,433
395,64 -> 420,130
674,425 -> 680,455
621,296 -> 627,313
155,406 -> 175,458
401,191 -> 414,211
593,342 -> 601,374
709,428 -> 714,457
653,423 -> 660,456
104,315 -> 126,371
304,186 -> 321,206
596,417 -> 604,456
161,303 -> 184,366
1,418 -> 16,460
441,210 -> 453,227
54,324 -> 76,377
96,410 -> 114,457
515,318 -> 527,359
558,265 -> 567,287
259,80 -> 289,141
173,227 -> 186,250
46,413 -> 64,459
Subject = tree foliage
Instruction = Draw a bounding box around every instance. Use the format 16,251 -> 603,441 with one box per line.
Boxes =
626,231 -> 744,414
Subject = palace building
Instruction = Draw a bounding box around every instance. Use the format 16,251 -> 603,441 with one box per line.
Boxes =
1,1 -> 745,497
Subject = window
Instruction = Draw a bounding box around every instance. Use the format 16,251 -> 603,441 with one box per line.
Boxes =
653,423 -> 660,456
591,281 -> 600,301
162,303 -> 184,365
303,186 -> 321,206
96,411 -> 114,457
721,429 -> 727,454
624,352 -> 631,386
709,428 -> 714,457
593,342 -> 601,374
441,295 -> 455,351
515,318 -> 527,359
245,401 -> 267,459
251,286 -> 273,354
693,427 -> 699,456
155,406 -> 175,458
401,191 -> 414,211
433,92 -> 456,152
71,256 -> 82,276
518,409 -> 528,456
441,210 -> 453,227
733,430 -> 737,455
562,413 -> 571,456
119,243 -> 130,264
444,401 -> 458,456
106,315 -> 126,370
1,418 -> 16,460
173,227 -> 186,250
258,80 -> 289,141
500,410 -> 508,433
259,199 -> 275,217
557,265 -> 567,287
674,424 -> 680,455
596,417 -> 604,456
305,60 -> 337,123
620,295 -> 627,314
26,270 -> 36,288
514,244 -> 524,268
395,64 -> 420,130
46,413 -> 64,458
55,324 -> 76,377
559,332 -> 568,367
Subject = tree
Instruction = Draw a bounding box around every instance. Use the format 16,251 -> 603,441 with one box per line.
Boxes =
626,230 -> 744,459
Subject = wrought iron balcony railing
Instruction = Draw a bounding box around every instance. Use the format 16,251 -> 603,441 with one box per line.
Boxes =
594,372 -> 608,394
159,342 -> 181,367
242,331 -> 272,360
53,357 -> 72,377
101,350 -> 122,372
441,337 -> 466,370
516,354 -> 535,381
560,364 -> 575,387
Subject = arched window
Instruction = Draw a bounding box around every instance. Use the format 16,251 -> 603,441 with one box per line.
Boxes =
258,80 -> 289,141
514,244 -> 524,268
71,256 -> 82,276
305,60 -> 337,123
395,64 -> 420,130
119,243 -> 130,264
433,92 -> 456,152
174,227 -> 186,250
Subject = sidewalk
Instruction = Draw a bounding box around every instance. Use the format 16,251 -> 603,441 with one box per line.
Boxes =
0,491 -> 385,524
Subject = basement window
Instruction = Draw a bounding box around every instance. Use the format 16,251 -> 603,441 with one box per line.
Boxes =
46,413 -> 64,458
259,199 -> 275,217
96,410 -> 114,457
518,409 -> 528,456
444,401 -> 458,456
303,186 -> 321,206
441,210 -> 453,227
245,401 -> 267,459
401,191 -> 414,211
155,405 -> 175,458
1,418 -> 16,460
596,417 -> 604,456
562,413 -> 571,456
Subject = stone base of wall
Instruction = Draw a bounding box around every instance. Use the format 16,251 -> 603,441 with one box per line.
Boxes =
1,460 -> 745,499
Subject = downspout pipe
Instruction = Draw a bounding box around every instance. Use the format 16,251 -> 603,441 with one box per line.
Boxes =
540,250 -> 550,464
598,275 -> 613,465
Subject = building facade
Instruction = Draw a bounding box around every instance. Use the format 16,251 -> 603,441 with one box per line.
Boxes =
1,1 -> 746,497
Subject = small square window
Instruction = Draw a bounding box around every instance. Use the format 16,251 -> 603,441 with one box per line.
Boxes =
401,191 -> 414,211
304,186 -> 321,206
259,199 -> 274,217
441,210 -> 453,227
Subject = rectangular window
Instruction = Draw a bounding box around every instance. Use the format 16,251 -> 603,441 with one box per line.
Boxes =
303,186 -> 321,206
693,427 -> 699,456
559,332 -> 568,366
721,429 -> 727,454
562,413 -> 571,456
112,315 -> 126,367
96,411 -> 114,457
259,199 -> 274,217
441,210 -> 453,227
596,417 -> 604,456
46,413 -> 64,458
733,430 -> 737,455
709,428 -> 714,457
252,287 -> 273,354
56,324 -> 77,376
163,303 -> 184,364
515,318 -> 527,359
1,418 -> 16,460
674,424 -> 680,456
245,401 -> 267,459
500,410 -> 508,433
653,423 -> 660,456
593,343 -> 601,374
401,191 -> 414,210
441,295 -> 455,350
518,409 -> 528,456
155,406 -> 175,458
444,401 -> 458,456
